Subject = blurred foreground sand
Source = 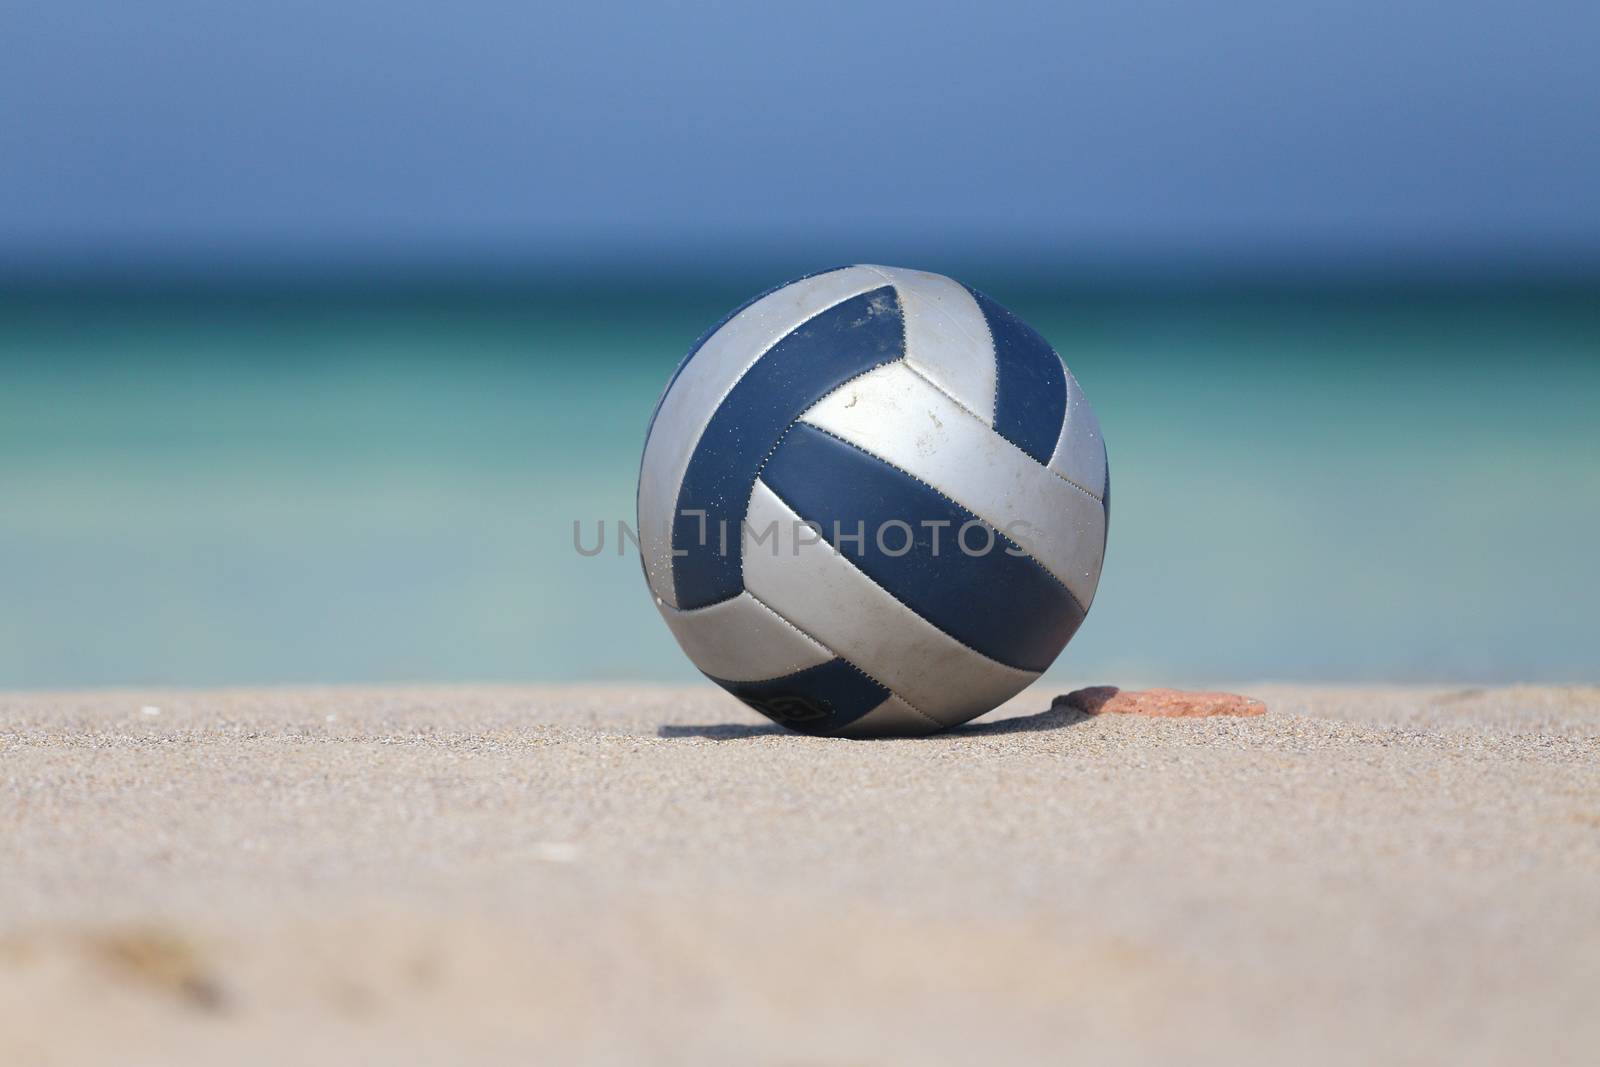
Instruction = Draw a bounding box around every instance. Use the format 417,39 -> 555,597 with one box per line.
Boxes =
2,684 -> 1597,1066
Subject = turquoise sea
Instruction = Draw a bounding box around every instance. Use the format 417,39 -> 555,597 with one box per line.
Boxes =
2,279 -> 1596,689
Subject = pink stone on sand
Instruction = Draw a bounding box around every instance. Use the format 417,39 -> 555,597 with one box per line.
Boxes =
1059,686 -> 1267,718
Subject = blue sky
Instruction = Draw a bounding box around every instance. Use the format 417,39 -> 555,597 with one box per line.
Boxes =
4,1 -> 1597,272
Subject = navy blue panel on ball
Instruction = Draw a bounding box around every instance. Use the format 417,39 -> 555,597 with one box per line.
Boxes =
760,422 -> 1085,672
671,286 -> 905,609
638,269 -> 853,594
968,287 -> 1067,464
641,266 -> 853,446
709,657 -> 889,735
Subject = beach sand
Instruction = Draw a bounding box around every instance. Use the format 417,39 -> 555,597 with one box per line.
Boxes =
2,684 -> 1597,1065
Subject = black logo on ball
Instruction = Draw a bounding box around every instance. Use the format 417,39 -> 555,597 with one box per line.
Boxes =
742,692 -> 832,727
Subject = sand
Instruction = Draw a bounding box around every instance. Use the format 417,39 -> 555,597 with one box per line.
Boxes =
1,683 -> 1597,1066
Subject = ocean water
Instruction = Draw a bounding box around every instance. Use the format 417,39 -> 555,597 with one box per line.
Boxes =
2,281 -> 1596,689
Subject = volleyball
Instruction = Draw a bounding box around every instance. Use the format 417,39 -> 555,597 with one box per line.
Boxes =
637,266 -> 1109,736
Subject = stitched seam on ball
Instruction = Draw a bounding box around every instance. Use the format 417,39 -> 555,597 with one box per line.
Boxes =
863,264 -> 999,431
861,264 -> 989,353
975,295 -> 999,426
1046,369 -> 1106,499
667,271 -> 888,568
693,274 -> 889,478
713,595 -> 831,681
757,474 -> 1047,681
1045,363 -> 1075,475
664,591 -> 831,678
738,358 -> 911,588
742,590 -> 942,729
797,421 -> 1090,621
898,360 -> 1104,504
